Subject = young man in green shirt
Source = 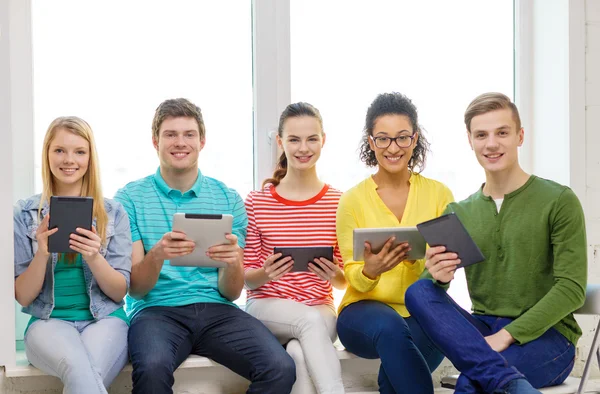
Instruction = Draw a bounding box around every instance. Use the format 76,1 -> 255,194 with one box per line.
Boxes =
405,93 -> 587,394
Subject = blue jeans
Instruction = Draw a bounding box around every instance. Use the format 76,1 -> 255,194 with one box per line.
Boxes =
337,300 -> 444,394
405,279 -> 576,393
128,302 -> 296,394
25,317 -> 129,394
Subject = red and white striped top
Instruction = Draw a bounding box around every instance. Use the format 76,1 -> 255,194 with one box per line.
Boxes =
244,184 -> 343,306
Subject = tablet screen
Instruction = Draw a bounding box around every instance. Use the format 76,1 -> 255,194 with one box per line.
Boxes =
274,246 -> 334,272
48,196 -> 94,254
353,227 -> 426,261
416,213 -> 485,268
170,213 -> 233,268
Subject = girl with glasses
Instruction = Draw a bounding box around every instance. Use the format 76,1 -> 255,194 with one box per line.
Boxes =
335,92 -> 454,394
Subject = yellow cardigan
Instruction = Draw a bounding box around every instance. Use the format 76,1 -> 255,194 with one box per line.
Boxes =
336,173 -> 454,317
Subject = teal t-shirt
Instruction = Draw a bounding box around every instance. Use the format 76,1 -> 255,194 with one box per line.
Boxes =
114,168 -> 248,319
26,255 -> 128,333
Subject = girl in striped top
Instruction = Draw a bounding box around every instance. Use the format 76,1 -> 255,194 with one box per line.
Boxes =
244,102 -> 346,394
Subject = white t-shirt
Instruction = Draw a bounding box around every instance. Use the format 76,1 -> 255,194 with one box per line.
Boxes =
495,198 -> 504,213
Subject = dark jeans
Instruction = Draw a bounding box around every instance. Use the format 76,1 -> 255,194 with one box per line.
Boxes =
405,279 -> 575,393
336,300 -> 444,394
128,302 -> 296,394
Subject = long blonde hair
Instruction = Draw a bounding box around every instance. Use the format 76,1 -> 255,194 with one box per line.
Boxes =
39,117 -> 108,260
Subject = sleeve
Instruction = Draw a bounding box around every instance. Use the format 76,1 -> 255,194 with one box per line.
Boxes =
230,190 -> 248,249
104,203 -> 132,289
437,184 -> 455,216
504,188 -> 587,344
14,204 -> 34,279
387,183 -> 455,276
336,192 -> 380,293
113,187 -> 141,243
418,203 -> 454,290
243,192 -> 264,272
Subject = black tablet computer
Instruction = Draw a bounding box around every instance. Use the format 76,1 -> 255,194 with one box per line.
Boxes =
274,246 -> 334,272
48,196 -> 94,253
416,213 -> 485,269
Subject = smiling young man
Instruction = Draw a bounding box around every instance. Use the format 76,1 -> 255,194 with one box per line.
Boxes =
405,93 -> 587,394
114,98 -> 295,394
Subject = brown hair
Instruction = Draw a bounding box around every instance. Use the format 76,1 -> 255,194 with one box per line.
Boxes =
464,92 -> 521,133
262,102 -> 323,188
152,98 -> 206,141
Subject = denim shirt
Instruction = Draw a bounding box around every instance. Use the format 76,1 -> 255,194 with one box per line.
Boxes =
14,194 -> 132,320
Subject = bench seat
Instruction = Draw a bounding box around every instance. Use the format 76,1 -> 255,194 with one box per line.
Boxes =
4,346 -> 366,378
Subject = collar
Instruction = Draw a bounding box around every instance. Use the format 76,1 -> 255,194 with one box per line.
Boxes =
368,172 -> 416,190
477,175 -> 536,201
153,167 -> 204,197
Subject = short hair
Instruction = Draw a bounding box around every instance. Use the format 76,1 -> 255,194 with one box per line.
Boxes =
464,92 -> 521,133
152,98 -> 206,141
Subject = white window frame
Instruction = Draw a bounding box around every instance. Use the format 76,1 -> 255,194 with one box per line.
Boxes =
0,0 -> 16,368
0,0 -> 587,369
1,0 -> 34,368
252,0 -> 291,188
515,0 -> 586,208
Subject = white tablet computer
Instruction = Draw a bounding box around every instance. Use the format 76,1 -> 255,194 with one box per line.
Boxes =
353,227 -> 426,261
170,213 -> 233,268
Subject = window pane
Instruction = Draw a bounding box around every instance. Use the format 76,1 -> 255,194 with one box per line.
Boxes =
24,0 -> 253,328
31,0 -> 253,198
291,0 -> 514,310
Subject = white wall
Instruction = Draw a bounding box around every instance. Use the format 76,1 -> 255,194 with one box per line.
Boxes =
0,0 -> 17,369
530,0 -> 571,185
252,0 -> 291,189
8,0 -> 34,345
8,0 -> 34,202
561,0 -> 600,377
585,1 -> 600,259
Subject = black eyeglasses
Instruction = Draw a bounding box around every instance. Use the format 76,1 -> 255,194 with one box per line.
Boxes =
370,134 -> 416,149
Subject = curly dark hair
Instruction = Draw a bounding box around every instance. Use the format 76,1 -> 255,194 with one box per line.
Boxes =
359,92 -> 430,173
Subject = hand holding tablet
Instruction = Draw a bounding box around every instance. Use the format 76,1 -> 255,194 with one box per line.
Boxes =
361,237 -> 412,279
273,246 -> 334,273
152,231 -> 196,262
263,252 -> 294,281
416,213 -> 485,283
307,256 -> 342,282
205,233 -> 243,268
169,213 -> 234,268
416,213 -> 484,269
353,227 -> 427,261
48,196 -> 93,254
35,214 -> 59,256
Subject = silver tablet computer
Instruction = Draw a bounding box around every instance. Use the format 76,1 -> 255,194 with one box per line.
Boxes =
353,227 -> 426,261
170,213 -> 233,268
